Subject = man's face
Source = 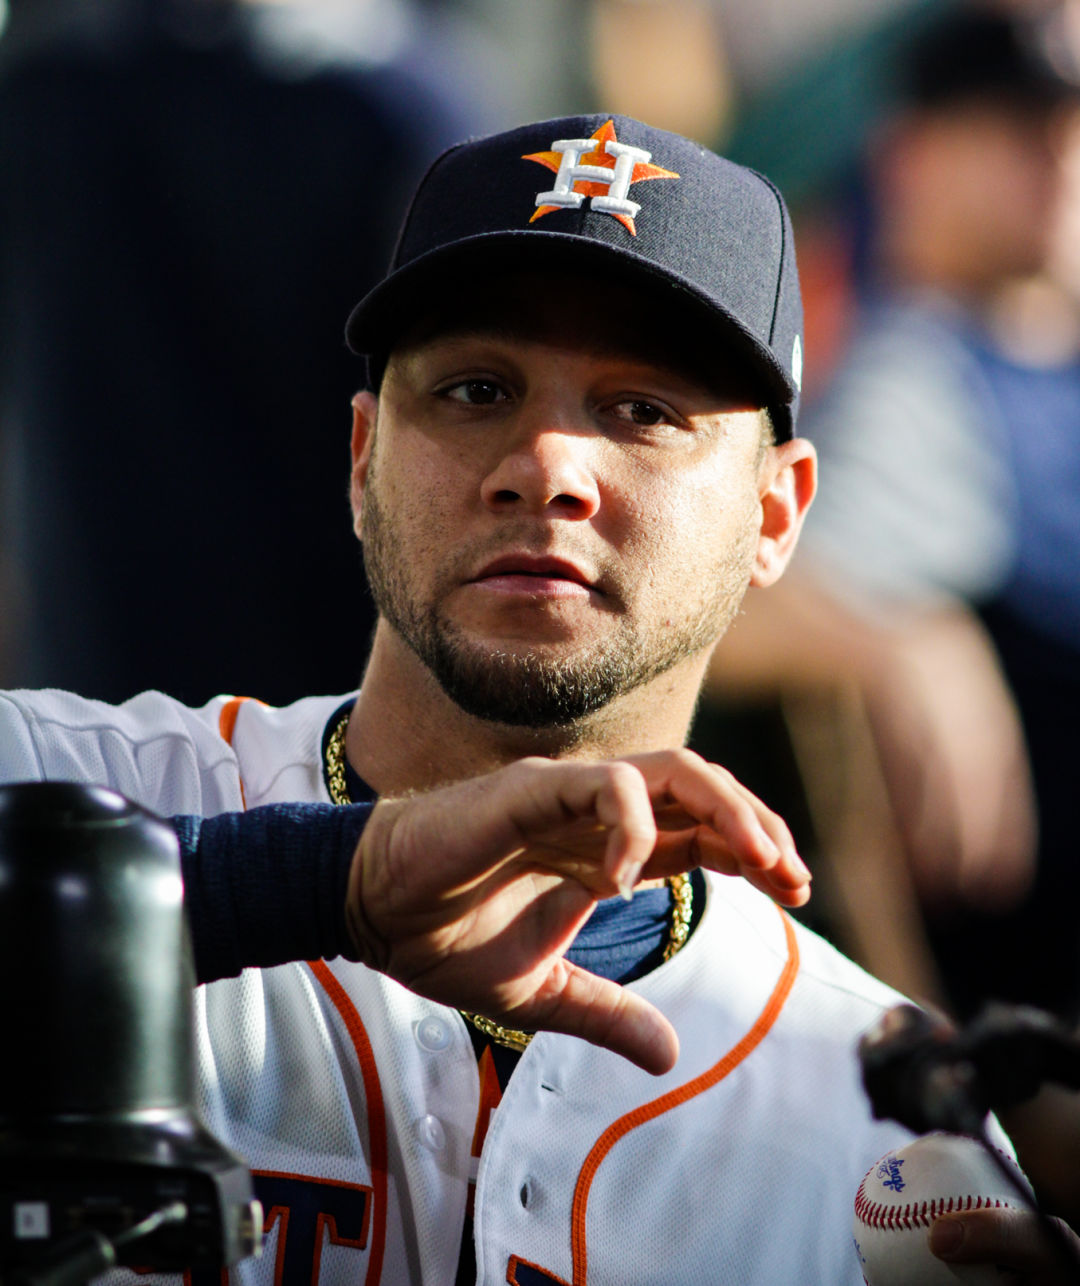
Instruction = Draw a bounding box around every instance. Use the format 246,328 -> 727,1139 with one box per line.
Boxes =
354,272 -> 781,730
900,100 -> 1070,283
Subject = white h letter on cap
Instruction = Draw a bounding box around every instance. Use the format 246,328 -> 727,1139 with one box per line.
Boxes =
535,137 -> 653,220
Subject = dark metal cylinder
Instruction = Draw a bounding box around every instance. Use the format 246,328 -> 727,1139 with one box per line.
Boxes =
0,781 -> 195,1119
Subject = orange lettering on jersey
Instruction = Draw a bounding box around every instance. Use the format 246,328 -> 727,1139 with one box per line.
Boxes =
253,1172 -> 372,1286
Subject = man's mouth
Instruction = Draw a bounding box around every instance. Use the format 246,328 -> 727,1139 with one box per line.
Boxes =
469,554 -> 600,598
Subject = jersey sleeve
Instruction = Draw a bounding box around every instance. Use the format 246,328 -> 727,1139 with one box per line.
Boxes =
0,688 -> 245,815
0,691 -> 50,781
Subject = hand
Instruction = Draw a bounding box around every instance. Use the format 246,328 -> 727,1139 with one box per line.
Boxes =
929,1208 -> 1080,1285
345,749 -> 809,1075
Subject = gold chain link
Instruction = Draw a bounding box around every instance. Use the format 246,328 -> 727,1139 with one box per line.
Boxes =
325,711 -> 351,807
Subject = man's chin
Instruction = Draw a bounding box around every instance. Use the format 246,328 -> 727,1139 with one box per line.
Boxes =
433,619 -> 617,667
422,639 -> 630,729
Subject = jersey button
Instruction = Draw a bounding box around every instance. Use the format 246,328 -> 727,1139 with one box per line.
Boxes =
414,1016 -> 451,1052
415,1114 -> 446,1153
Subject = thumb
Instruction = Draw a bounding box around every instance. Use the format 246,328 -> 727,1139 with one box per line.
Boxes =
930,1208 -> 1078,1278
535,963 -> 679,1075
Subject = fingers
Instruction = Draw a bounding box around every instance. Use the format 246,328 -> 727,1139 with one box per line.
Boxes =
379,749 -> 808,907
572,760 -> 660,899
533,960 -> 680,1075
503,750 -> 810,906
628,750 -> 811,903
929,1209 -> 1080,1284
644,751 -> 784,857
491,757 -> 657,902
689,827 -> 811,907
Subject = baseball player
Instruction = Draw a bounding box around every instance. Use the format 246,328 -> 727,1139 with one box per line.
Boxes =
2,114 -> 1070,1285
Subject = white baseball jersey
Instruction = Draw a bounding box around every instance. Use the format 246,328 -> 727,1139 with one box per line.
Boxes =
0,687 -> 916,1285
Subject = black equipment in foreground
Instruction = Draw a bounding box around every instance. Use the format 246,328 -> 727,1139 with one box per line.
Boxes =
859,1001 -> 1080,1138
0,782 -> 262,1286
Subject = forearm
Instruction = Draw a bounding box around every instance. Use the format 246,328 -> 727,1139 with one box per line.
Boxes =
708,565 -> 972,694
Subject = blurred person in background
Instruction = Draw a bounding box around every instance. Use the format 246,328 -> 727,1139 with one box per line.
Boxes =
705,1 -> 1080,1222
0,0 -> 486,704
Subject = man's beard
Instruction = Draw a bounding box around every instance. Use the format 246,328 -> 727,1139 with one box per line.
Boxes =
361,478 -> 755,730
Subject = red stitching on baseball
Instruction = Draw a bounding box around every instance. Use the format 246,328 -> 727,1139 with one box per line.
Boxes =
854,1179 -> 1013,1231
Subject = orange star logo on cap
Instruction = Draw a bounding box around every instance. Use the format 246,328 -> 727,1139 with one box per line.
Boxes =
523,119 -> 679,236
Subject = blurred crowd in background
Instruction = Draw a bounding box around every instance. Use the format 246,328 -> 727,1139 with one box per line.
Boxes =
2,0 -> 1079,1215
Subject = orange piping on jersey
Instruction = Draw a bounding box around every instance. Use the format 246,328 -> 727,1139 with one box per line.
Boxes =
218,696 -> 253,809
218,696 -> 247,745
308,960 -> 389,1286
569,907 -> 800,1286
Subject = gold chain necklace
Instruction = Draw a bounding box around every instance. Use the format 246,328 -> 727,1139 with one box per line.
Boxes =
324,711 -> 693,1053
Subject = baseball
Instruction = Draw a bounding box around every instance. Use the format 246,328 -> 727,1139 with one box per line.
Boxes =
852,1132 -> 1033,1285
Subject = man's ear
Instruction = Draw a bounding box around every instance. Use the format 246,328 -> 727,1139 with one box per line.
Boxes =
350,391 -> 378,538
751,437 -> 817,588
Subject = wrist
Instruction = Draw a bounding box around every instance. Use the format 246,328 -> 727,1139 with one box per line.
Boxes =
345,813 -> 392,972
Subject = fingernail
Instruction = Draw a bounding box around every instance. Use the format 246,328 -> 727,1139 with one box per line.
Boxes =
790,850 -> 811,879
617,861 -> 645,902
755,825 -> 782,859
929,1217 -> 964,1258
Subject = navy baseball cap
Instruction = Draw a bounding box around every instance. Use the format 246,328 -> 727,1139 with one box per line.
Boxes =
345,114 -> 804,439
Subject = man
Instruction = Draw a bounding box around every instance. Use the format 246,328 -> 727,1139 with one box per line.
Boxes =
2,114 -> 1072,1284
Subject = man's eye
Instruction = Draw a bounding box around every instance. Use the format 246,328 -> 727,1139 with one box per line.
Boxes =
611,400 -> 670,427
443,379 -> 506,405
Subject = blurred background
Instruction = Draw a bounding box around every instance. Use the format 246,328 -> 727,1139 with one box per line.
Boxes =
2,0 -> 1080,1213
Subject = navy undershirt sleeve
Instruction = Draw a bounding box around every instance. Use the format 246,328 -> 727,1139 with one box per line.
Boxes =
174,802 -> 372,984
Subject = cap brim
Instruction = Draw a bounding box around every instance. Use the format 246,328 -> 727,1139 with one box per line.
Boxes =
345,231 -> 797,432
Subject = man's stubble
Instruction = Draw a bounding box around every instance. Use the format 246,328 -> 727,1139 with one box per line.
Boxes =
359,454 -> 759,731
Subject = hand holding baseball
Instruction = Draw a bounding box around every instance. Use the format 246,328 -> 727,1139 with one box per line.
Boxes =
930,1208 -> 1080,1285
854,1132 -> 1080,1286
345,748 -> 809,1075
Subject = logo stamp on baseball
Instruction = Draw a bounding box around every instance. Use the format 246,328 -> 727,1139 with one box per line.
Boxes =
852,1131 -> 1033,1285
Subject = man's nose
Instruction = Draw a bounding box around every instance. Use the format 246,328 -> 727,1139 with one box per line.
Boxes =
479,421 -> 601,519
